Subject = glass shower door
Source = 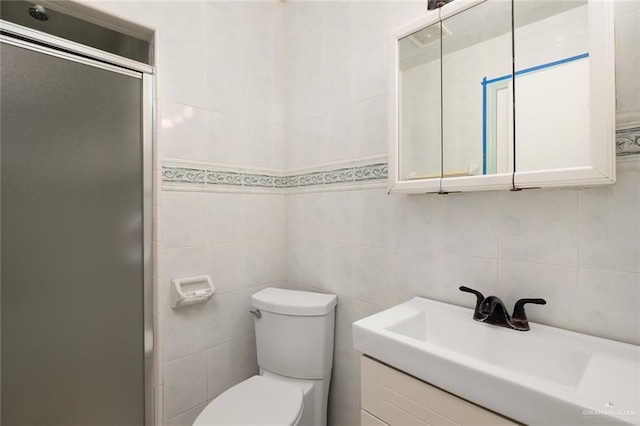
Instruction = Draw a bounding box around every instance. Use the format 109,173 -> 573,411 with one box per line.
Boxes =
1,40 -> 145,425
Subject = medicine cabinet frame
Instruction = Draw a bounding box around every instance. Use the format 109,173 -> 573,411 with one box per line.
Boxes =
387,0 -> 616,194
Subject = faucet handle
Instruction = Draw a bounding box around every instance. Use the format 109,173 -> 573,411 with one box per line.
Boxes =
459,286 -> 485,320
511,298 -> 546,330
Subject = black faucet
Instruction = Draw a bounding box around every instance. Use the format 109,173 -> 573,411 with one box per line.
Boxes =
459,286 -> 546,331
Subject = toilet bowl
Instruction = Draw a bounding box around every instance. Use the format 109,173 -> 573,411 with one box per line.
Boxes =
193,288 -> 337,426
193,376 -> 304,426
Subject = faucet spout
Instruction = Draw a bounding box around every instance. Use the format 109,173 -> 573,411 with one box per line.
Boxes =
478,296 -> 511,327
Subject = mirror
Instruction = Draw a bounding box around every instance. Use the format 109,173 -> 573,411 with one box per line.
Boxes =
513,0 -> 589,174
398,22 -> 442,183
441,0 -> 513,178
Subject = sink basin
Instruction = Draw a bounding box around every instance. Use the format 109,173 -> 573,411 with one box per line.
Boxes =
353,297 -> 640,425
387,310 -> 592,390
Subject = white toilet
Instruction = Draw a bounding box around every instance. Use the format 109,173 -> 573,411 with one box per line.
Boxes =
193,288 -> 337,426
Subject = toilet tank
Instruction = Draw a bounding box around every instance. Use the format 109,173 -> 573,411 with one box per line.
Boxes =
252,288 -> 337,380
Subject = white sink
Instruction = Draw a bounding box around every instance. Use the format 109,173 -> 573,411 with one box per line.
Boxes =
353,297 -> 640,425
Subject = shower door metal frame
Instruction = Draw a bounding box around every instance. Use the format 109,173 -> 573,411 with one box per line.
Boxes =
0,19 -> 155,425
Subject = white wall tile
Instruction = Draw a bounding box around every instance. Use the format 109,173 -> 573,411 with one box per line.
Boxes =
204,193 -> 243,244
440,192 -> 498,258
351,246 -> 392,307
206,243 -> 244,294
352,189 -> 393,248
392,1 -> 426,28
162,192 -> 207,248
159,101 -> 206,160
353,95 -> 388,158
202,2 -> 244,117
162,304 -> 207,363
73,1 -> 159,30
388,250 -> 440,306
390,193 -> 441,253
437,254 -> 498,309
206,335 -> 257,400
291,2 -> 325,123
286,193 -> 327,241
205,290 -> 251,349
242,121 -> 283,170
328,394 -> 360,426
330,348 -> 359,409
353,2 -> 390,102
287,240 -> 328,291
158,2 -> 203,47
157,45 -> 206,108
322,242 -> 358,299
164,352 -> 207,420
323,106 -> 356,162
499,189 -> 578,266
334,296 -> 382,353
165,403 -> 207,426
615,0 -> 639,17
204,112 -> 245,166
578,269 -> 640,345
323,191 -> 358,245
579,170 -> 640,272
272,195 -> 286,240
271,126 -> 287,171
244,240 -> 284,288
286,116 -> 326,169
323,2 -> 355,113
499,261 -> 578,331
243,194 -> 276,241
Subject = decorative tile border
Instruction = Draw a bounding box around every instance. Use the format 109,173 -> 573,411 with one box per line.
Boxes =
286,163 -> 388,189
616,127 -> 640,157
162,159 -> 388,192
163,127 -> 637,192
163,164 -> 283,190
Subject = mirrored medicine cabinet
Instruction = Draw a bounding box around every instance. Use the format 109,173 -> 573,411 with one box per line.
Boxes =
388,0 -> 616,194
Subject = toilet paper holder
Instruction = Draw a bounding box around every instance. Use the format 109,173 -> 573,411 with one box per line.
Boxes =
171,275 -> 216,309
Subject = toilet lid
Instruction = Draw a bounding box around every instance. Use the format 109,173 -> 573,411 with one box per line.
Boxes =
193,376 -> 304,426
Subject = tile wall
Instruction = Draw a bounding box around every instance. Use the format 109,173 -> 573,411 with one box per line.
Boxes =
155,3 -> 286,424
74,1 -> 285,424
283,1 -> 640,424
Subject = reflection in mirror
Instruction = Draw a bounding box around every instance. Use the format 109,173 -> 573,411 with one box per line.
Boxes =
398,22 -> 442,182
514,0 -> 589,173
441,0 -> 513,178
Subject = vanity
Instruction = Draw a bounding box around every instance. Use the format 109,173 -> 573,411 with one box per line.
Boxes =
388,0 -> 616,193
353,297 -> 640,426
361,356 -> 519,426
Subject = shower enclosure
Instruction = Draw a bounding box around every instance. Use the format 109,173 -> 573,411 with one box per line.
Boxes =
0,6 -> 153,425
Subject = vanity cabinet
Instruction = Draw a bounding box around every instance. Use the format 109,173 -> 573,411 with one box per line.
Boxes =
361,356 -> 520,426
388,0 -> 615,193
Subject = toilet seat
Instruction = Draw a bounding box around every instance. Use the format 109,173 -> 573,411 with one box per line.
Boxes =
193,375 -> 304,426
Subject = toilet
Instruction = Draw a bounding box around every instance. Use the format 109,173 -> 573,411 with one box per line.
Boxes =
193,288 -> 337,426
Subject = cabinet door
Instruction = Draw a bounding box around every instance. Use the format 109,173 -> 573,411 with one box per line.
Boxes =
362,410 -> 390,426
440,0 -> 514,193
512,0 -> 615,188
389,0 -> 615,194
392,19 -> 443,193
361,356 -> 520,426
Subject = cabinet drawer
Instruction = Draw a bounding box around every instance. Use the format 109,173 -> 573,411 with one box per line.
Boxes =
361,356 -> 519,426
